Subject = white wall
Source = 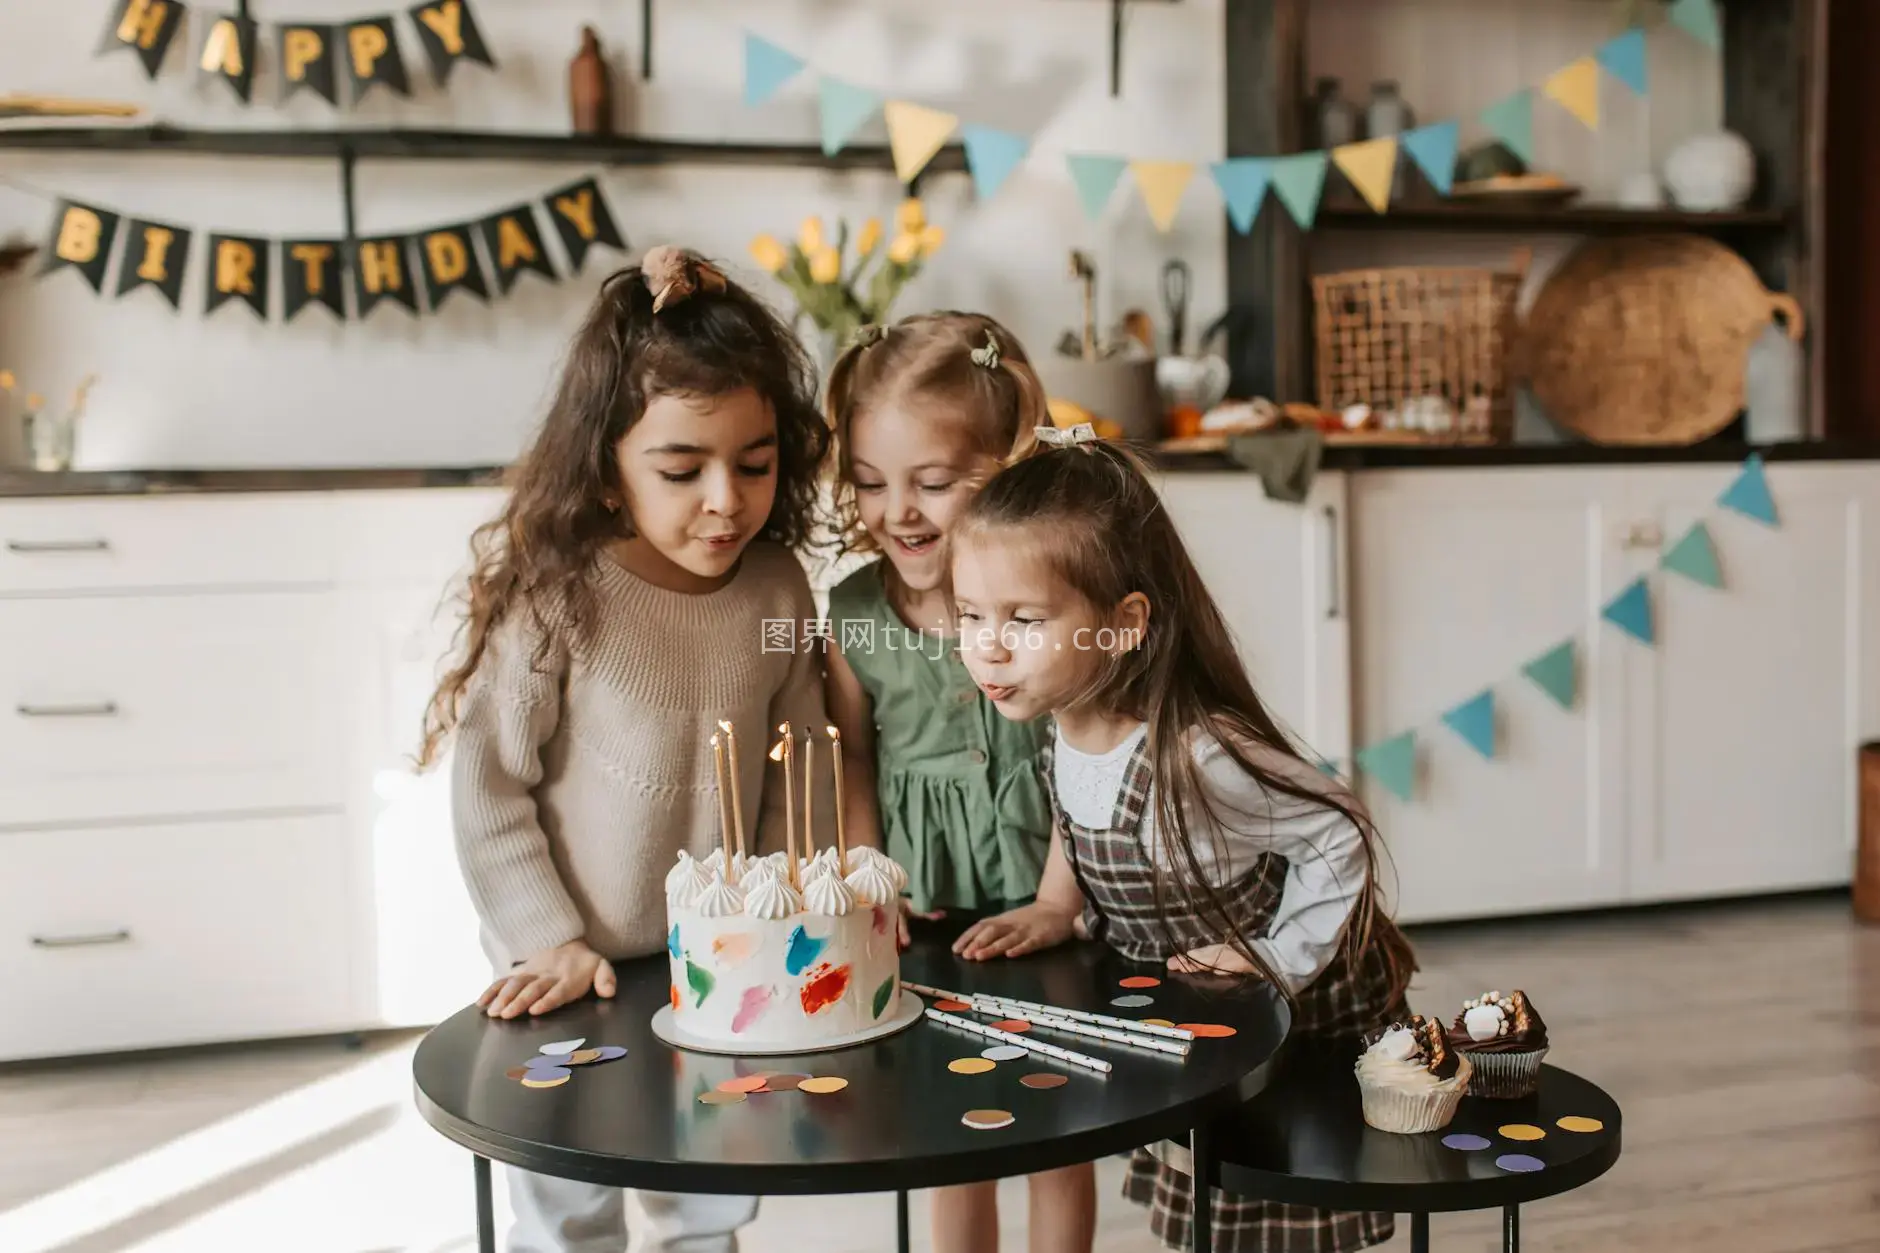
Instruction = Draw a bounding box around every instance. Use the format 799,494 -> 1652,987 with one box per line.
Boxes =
0,0 -> 1226,469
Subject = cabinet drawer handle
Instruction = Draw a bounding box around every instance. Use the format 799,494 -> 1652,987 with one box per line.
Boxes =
1322,505 -> 1342,621
5,538 -> 111,554
31,929 -> 132,949
16,701 -> 119,718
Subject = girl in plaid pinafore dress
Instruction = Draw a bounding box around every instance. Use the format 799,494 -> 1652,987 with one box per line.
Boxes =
950,430 -> 1418,1253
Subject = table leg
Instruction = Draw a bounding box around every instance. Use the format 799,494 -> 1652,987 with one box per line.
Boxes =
1503,1204 -> 1519,1253
1409,1211 -> 1429,1253
473,1155 -> 495,1253
895,1188 -> 910,1253
1190,1123 -> 1212,1253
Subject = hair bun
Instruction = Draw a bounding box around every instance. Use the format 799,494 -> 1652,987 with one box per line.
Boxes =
641,245 -> 728,313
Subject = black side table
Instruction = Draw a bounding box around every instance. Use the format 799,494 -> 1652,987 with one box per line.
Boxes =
413,922 -> 1291,1253
1152,1049 -> 1621,1252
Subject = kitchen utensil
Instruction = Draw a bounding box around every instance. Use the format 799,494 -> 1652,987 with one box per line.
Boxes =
1161,259 -> 1191,356
1157,354 -> 1231,413
1069,250 -> 1098,360
1035,353 -> 1161,443
1121,308 -> 1156,353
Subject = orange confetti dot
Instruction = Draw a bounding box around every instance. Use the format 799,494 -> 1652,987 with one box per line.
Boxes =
1139,1018 -> 1176,1029
1499,1124 -> 1547,1142
934,999 -> 972,1011
717,1075 -> 769,1094
1556,1116 -> 1604,1134
1119,976 -> 1162,989
1177,1023 -> 1238,1038
989,1019 -> 1032,1033
799,1076 -> 849,1094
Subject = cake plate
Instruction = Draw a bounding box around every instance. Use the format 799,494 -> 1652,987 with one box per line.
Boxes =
649,988 -> 926,1056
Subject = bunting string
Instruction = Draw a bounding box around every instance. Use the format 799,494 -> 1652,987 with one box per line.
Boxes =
742,1 -> 1723,233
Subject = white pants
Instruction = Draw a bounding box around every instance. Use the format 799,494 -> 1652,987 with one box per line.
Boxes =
506,1166 -> 759,1253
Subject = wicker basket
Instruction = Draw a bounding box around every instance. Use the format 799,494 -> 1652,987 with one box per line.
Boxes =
1312,252 -> 1530,442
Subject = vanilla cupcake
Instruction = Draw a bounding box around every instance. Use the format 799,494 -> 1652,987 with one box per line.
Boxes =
1446,990 -> 1548,1098
1354,1016 -> 1472,1133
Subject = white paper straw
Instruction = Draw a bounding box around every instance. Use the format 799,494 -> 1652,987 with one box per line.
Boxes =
1001,1006 -> 1190,1057
923,1008 -> 1112,1074
905,980 -> 1196,1043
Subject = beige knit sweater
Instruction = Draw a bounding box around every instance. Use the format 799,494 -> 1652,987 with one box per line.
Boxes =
451,542 -> 832,967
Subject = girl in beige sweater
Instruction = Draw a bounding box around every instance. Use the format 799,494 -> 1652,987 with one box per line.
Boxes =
418,247 -> 832,1253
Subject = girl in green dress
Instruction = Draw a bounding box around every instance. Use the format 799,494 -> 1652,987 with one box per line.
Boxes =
822,312 -> 1095,1253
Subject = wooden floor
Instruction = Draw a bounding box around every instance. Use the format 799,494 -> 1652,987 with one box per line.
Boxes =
2,895 -> 1876,1252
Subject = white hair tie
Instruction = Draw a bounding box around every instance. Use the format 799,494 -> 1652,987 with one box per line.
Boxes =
1035,423 -> 1098,448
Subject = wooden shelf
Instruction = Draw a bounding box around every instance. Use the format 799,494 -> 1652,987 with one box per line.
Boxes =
1316,201 -> 1791,235
0,125 -> 968,178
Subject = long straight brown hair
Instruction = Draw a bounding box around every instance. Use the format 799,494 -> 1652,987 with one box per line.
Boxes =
416,252 -> 828,768
957,437 -> 1415,1003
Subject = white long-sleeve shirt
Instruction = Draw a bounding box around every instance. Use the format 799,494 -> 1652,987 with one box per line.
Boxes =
1053,723 -> 1367,995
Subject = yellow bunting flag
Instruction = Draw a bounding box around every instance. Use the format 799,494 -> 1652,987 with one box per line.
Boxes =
1130,160 -> 1195,232
883,100 -> 958,183
1544,57 -> 1600,131
1331,137 -> 1399,214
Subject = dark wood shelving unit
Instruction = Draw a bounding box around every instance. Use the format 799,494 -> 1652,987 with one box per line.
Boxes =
1316,202 -> 1791,236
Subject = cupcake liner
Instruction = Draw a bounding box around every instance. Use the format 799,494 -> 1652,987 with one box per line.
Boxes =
1459,1046 -> 1546,1098
1357,1055 -> 1473,1134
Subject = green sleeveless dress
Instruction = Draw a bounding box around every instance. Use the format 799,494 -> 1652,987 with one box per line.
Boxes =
827,561 -> 1052,915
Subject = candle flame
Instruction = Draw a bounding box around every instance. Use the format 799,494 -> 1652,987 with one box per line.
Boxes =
825,724 -> 840,741
717,718 -> 734,733
768,740 -> 785,762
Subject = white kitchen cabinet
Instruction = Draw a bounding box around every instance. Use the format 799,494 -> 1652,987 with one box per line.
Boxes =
1157,472 -> 1354,766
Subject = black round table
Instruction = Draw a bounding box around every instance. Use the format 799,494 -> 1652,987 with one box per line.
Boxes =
1151,1048 -> 1622,1252
413,920 -> 1290,1253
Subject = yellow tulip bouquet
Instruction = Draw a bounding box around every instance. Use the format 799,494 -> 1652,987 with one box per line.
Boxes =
749,198 -> 944,352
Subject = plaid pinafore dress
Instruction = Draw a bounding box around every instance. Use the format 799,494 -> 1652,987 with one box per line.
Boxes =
1041,735 -> 1413,1253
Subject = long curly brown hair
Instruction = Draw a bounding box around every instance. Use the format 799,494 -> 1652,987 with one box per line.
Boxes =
957,437 -> 1417,1006
416,248 -> 829,768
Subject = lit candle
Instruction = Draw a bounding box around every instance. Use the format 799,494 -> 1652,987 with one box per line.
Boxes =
825,724 -> 846,865
716,719 -> 746,858
710,731 -> 733,866
801,730 -> 815,864
770,722 -> 798,890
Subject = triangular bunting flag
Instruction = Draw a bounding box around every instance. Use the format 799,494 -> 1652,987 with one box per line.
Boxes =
1597,29 -> 1649,95
1269,152 -> 1330,229
1209,158 -> 1271,234
1718,454 -> 1778,527
1441,690 -> 1497,760
1545,58 -> 1601,131
1066,155 -> 1129,222
1523,640 -> 1577,711
818,76 -> 880,156
1661,521 -> 1724,588
1332,137 -> 1399,213
883,100 -> 958,183
1316,757 -> 1342,779
1669,0 -> 1722,50
1131,160 -> 1196,232
961,124 -> 1029,200
1354,731 -> 1417,802
743,32 -> 804,107
1480,90 -> 1536,165
1602,577 -> 1655,645
1401,122 -> 1459,196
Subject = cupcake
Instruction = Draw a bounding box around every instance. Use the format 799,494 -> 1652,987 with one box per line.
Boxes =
1354,1016 -> 1472,1133
1446,989 -> 1548,1098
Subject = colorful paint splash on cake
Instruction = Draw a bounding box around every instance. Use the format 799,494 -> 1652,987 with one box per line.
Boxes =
666,924 -> 681,959
785,925 -> 828,976
871,906 -> 890,936
732,985 -> 775,1033
712,931 -> 758,968
685,957 -> 715,1008
871,974 -> 897,1019
800,962 -> 852,1015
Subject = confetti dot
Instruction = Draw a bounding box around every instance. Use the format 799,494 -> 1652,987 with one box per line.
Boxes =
1496,1154 -> 1546,1173
989,1019 -> 1032,1033
949,1057 -> 997,1075
1556,1116 -> 1604,1133
539,1039 -> 585,1055
962,1108 -> 1015,1130
589,1046 -> 628,1063
531,1054 -> 575,1067
981,1045 -> 1028,1062
759,1073 -> 811,1092
717,1075 -> 769,1094
566,1049 -> 603,1065
698,1091 -> 747,1105
1177,1023 -> 1237,1038
798,1076 -> 849,1094
1112,994 -> 1155,1008
1020,1073 -> 1069,1089
1139,1018 -> 1176,1029
1119,976 -> 1162,989
522,1072 -> 571,1089
504,1066 -> 532,1081
1499,1124 -> 1546,1142
1442,1134 -> 1492,1151
934,999 -> 973,1011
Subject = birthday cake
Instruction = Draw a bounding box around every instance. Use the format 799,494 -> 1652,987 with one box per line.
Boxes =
660,720 -> 911,1053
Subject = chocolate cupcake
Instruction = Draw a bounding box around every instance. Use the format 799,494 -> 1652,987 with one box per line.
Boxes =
1354,1015 -> 1473,1133
1447,990 -> 1548,1098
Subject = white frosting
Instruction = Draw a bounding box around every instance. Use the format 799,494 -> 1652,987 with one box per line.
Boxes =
877,850 -> 909,894
704,847 -> 726,875
804,873 -> 856,917
739,857 -> 778,888
1463,1004 -> 1505,1042
744,875 -> 802,920
843,861 -> 898,907
801,850 -> 836,882
666,851 -> 713,901
694,873 -> 746,919
1371,1025 -> 1419,1062
1356,1047 -> 1445,1094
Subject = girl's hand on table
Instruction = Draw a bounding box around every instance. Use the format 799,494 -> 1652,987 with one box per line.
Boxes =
479,940 -> 617,1019
1167,942 -> 1259,977
953,903 -> 1077,960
